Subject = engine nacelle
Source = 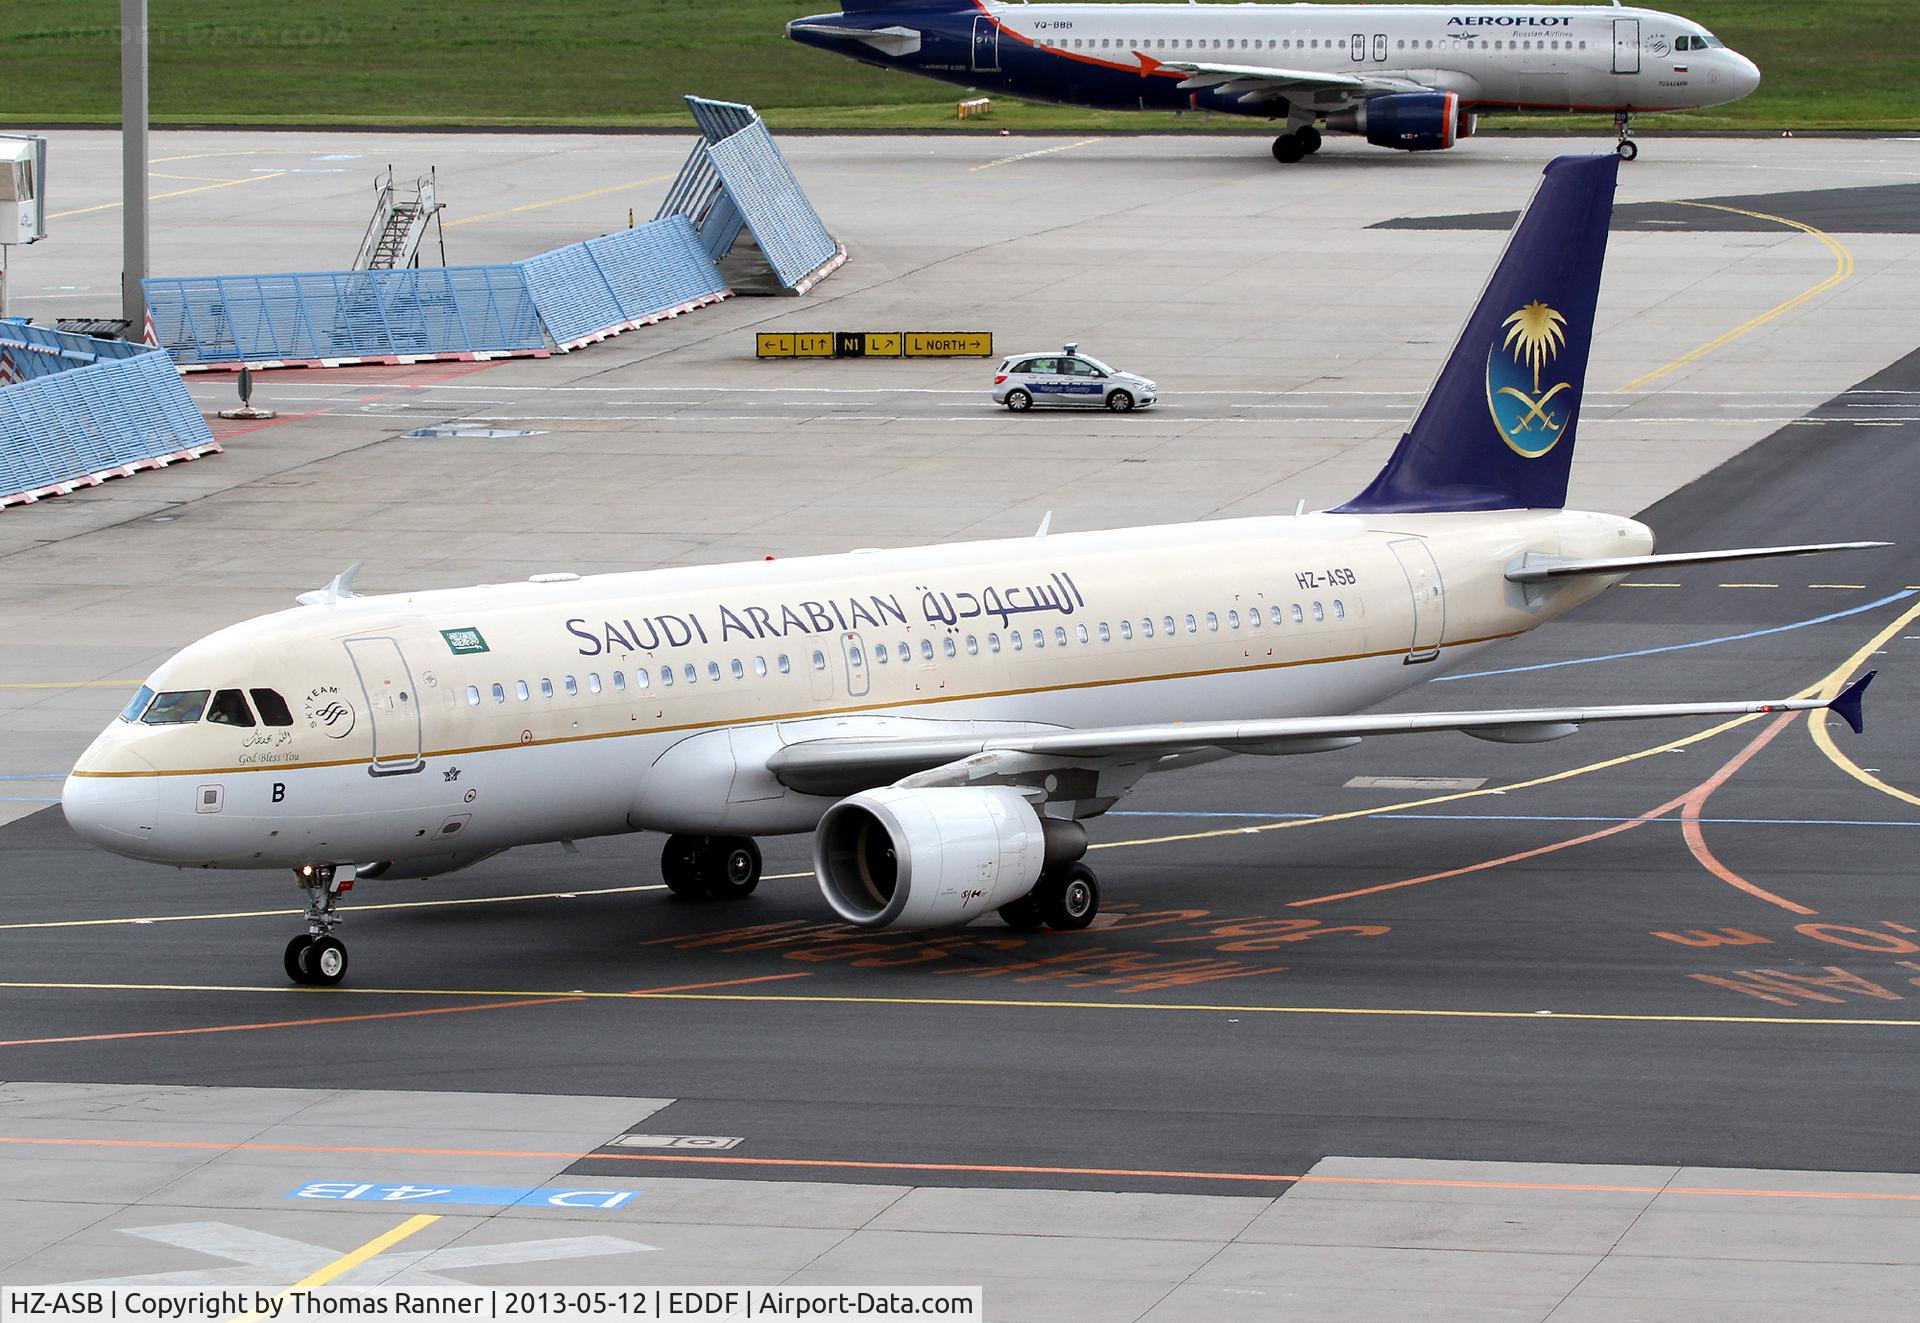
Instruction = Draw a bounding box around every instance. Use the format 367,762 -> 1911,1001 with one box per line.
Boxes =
1326,92 -> 1467,152
814,786 -> 1084,929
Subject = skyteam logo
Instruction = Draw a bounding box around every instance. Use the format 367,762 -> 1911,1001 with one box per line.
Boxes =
1486,300 -> 1574,458
303,685 -> 356,739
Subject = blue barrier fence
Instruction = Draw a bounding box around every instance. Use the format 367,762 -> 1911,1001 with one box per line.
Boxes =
145,265 -> 547,366
141,94 -> 833,368
704,121 -> 841,291
519,215 -> 728,349
1,324 -> 219,508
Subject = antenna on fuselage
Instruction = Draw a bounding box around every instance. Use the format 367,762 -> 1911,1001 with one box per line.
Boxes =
296,561 -> 365,606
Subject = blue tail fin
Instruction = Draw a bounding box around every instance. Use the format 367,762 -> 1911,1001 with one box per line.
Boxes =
1336,154 -> 1620,514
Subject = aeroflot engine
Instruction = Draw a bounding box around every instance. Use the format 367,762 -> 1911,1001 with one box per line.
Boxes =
814,787 -> 1081,928
1326,92 -> 1474,152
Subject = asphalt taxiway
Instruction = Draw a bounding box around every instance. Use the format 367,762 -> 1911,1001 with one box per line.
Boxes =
3,130 -> 1920,1319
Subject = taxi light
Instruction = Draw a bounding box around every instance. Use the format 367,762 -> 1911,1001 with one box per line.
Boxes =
993,374 -> 1008,385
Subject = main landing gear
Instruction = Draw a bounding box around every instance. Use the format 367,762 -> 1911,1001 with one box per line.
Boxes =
661,834 -> 762,900
1271,125 -> 1322,164
1614,112 -> 1638,161
998,861 -> 1101,932
285,863 -> 350,986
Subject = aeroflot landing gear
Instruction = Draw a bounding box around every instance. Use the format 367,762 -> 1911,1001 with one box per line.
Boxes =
285,864 -> 350,986
661,834 -> 761,900
1272,131 -> 1306,164
1614,113 -> 1638,161
1297,125 -> 1323,155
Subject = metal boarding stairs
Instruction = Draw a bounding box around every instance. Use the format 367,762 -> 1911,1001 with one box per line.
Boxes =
353,166 -> 446,271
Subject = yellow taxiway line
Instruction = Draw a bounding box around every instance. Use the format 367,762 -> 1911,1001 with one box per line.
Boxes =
445,175 -> 673,229
49,171 -> 288,221
1808,596 -> 1920,809
1,979 -> 1916,1029
232,1215 -> 440,1323
1616,201 -> 1854,394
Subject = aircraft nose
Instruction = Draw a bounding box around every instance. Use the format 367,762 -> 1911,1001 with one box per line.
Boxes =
62,763 -> 160,859
1730,53 -> 1761,97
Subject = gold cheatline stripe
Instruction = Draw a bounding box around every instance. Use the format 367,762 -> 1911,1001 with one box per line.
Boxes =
70,629 -> 1523,780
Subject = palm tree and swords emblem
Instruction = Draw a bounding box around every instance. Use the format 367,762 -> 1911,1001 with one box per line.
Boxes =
1486,300 -> 1574,458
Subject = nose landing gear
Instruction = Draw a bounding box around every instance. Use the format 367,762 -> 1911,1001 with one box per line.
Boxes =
285,864 -> 350,986
1614,112 -> 1638,161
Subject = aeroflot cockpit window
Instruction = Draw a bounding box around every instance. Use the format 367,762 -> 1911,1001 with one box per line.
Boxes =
251,689 -> 294,726
141,690 -> 210,724
119,685 -> 156,722
206,689 -> 256,727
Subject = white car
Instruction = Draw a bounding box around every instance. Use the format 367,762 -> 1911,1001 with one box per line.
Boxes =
992,345 -> 1157,412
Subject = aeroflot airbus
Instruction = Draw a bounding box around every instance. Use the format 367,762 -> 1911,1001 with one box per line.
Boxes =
788,2 -> 1760,162
66,156 -> 1877,987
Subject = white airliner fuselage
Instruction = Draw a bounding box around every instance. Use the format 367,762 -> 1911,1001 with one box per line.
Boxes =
787,2 -> 1761,160
62,507 -> 1639,871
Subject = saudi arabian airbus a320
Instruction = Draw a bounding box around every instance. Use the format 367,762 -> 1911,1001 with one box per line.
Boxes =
787,2 -> 1760,162
66,155 -> 1879,987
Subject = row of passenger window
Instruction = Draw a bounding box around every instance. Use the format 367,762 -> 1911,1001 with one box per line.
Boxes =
462,599 -> 1350,708
120,685 -> 294,727
1044,36 -> 1589,53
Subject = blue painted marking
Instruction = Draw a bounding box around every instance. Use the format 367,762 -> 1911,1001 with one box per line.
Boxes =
1434,589 -> 1916,683
287,1182 -> 639,1208
1109,810 -> 1920,827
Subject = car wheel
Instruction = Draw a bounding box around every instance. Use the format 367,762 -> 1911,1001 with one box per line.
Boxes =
1006,389 -> 1032,412
1106,390 -> 1135,413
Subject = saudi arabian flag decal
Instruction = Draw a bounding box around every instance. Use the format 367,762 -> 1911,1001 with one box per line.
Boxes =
1487,300 -> 1574,459
440,626 -> 490,655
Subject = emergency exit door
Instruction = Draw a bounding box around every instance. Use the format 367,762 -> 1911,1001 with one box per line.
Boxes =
1613,18 -> 1641,73
344,636 -> 424,775
1387,539 -> 1446,664
972,16 -> 1000,72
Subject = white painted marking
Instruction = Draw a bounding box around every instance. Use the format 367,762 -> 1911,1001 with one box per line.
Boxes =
1346,775 -> 1489,791
611,1133 -> 744,1150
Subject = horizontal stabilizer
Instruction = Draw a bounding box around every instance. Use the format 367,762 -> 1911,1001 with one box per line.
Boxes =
786,22 -> 922,55
1506,541 -> 1892,585
1830,670 -> 1875,736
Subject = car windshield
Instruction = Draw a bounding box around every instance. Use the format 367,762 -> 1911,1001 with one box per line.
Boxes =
1078,355 -> 1114,375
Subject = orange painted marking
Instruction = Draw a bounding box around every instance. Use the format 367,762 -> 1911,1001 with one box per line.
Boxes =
0,995 -> 583,1049
1292,707 -> 1817,913
2,1134 -> 1919,1203
0,972 -> 808,1049
625,972 -> 814,996
1677,711 -> 1817,915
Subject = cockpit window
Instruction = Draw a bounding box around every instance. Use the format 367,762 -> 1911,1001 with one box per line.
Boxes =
206,689 -> 256,727
250,688 -> 293,726
141,690 -> 210,724
119,685 -> 156,723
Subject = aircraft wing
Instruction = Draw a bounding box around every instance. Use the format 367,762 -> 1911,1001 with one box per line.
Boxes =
1159,60 -> 1426,106
766,674 -> 1874,800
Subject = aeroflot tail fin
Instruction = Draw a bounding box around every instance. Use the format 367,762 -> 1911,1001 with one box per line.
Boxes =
1336,154 -> 1620,515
